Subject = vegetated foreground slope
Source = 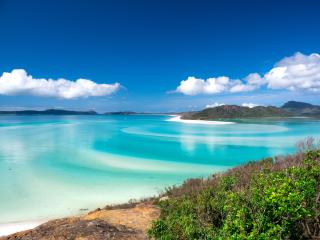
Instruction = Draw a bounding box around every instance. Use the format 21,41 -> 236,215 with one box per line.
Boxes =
149,139 -> 320,239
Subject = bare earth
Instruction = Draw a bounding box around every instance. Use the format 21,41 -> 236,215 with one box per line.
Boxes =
1,203 -> 160,240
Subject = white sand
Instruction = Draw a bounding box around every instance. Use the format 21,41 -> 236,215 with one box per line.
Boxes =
167,116 -> 234,125
0,220 -> 45,237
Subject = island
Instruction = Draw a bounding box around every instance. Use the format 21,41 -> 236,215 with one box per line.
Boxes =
0,109 -> 98,115
181,101 -> 320,120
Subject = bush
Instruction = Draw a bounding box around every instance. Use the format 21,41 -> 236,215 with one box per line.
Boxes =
148,150 -> 320,239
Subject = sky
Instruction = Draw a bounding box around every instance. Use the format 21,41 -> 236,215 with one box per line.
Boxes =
0,0 -> 320,113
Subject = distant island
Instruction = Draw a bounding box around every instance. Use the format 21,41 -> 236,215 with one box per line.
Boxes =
0,109 -> 98,115
0,101 -> 319,119
104,111 -> 137,115
181,101 -> 320,120
282,101 -> 320,117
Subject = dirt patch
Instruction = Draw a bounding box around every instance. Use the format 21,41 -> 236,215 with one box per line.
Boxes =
1,203 -> 159,240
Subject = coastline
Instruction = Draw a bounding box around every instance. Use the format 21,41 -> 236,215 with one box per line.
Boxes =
1,115 -> 317,238
166,115 -> 235,125
0,220 -> 46,237
2,146 -> 318,239
1,202 -> 159,239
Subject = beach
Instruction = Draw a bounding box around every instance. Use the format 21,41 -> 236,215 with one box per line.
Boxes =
166,115 -> 235,125
0,220 -> 45,237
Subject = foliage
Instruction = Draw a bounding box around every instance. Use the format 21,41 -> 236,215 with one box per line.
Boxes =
182,105 -> 292,120
148,150 -> 320,239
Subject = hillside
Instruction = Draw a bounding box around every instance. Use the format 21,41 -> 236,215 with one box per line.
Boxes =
0,109 -> 98,115
282,101 -> 320,117
149,143 -> 320,239
182,105 -> 292,120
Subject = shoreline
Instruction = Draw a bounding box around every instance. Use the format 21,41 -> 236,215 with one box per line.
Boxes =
166,115 -> 235,125
0,220 -> 46,237
1,202 -> 160,239
2,147 -> 317,238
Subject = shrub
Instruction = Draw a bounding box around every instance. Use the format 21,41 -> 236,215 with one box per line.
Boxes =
149,150 -> 320,239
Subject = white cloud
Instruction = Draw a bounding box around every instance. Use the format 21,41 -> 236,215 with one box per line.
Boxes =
176,76 -> 259,96
205,102 -> 260,108
265,52 -> 320,92
175,52 -> 320,95
241,103 -> 260,108
205,102 -> 225,108
0,69 -> 121,99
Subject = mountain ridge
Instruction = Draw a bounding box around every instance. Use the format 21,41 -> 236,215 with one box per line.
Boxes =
281,101 -> 320,117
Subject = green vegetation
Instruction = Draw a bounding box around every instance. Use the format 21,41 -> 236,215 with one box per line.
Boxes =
182,101 -> 320,120
182,105 -> 292,120
149,141 -> 320,239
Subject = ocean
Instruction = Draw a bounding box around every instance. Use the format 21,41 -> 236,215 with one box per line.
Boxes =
0,114 -> 319,223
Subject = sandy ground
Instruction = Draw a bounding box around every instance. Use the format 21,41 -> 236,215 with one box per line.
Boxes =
167,115 -> 234,125
0,221 -> 46,237
0,202 -> 160,240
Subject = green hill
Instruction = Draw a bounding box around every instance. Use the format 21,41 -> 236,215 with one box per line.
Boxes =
182,105 -> 292,120
282,101 -> 320,117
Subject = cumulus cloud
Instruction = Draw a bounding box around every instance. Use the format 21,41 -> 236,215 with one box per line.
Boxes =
241,103 -> 260,108
265,52 -> 320,92
205,102 -> 260,108
175,52 -> 320,95
175,76 -> 259,96
205,102 -> 225,108
0,69 -> 121,99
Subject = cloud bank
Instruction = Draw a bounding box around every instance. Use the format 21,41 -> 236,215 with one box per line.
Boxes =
0,69 -> 121,99
175,52 -> 320,95
205,102 -> 225,108
205,102 -> 260,109
241,103 -> 260,108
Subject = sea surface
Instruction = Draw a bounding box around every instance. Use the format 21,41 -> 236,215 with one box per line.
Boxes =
0,115 -> 319,223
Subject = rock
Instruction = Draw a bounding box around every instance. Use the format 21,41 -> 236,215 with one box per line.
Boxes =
159,196 -> 169,201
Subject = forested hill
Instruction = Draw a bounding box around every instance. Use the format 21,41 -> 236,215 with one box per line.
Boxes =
182,101 -> 320,120
182,105 -> 291,119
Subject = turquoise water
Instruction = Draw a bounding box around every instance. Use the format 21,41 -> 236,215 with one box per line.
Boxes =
0,115 -> 319,223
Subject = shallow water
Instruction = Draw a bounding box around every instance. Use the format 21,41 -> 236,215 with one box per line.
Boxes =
0,115 -> 319,223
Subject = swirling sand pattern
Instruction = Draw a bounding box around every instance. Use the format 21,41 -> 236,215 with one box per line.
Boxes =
0,115 -> 319,225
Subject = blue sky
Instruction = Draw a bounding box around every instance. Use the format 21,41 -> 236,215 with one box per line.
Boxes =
0,0 -> 320,112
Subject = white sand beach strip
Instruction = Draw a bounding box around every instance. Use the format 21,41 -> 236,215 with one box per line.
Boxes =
166,116 -> 234,125
0,220 -> 45,237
